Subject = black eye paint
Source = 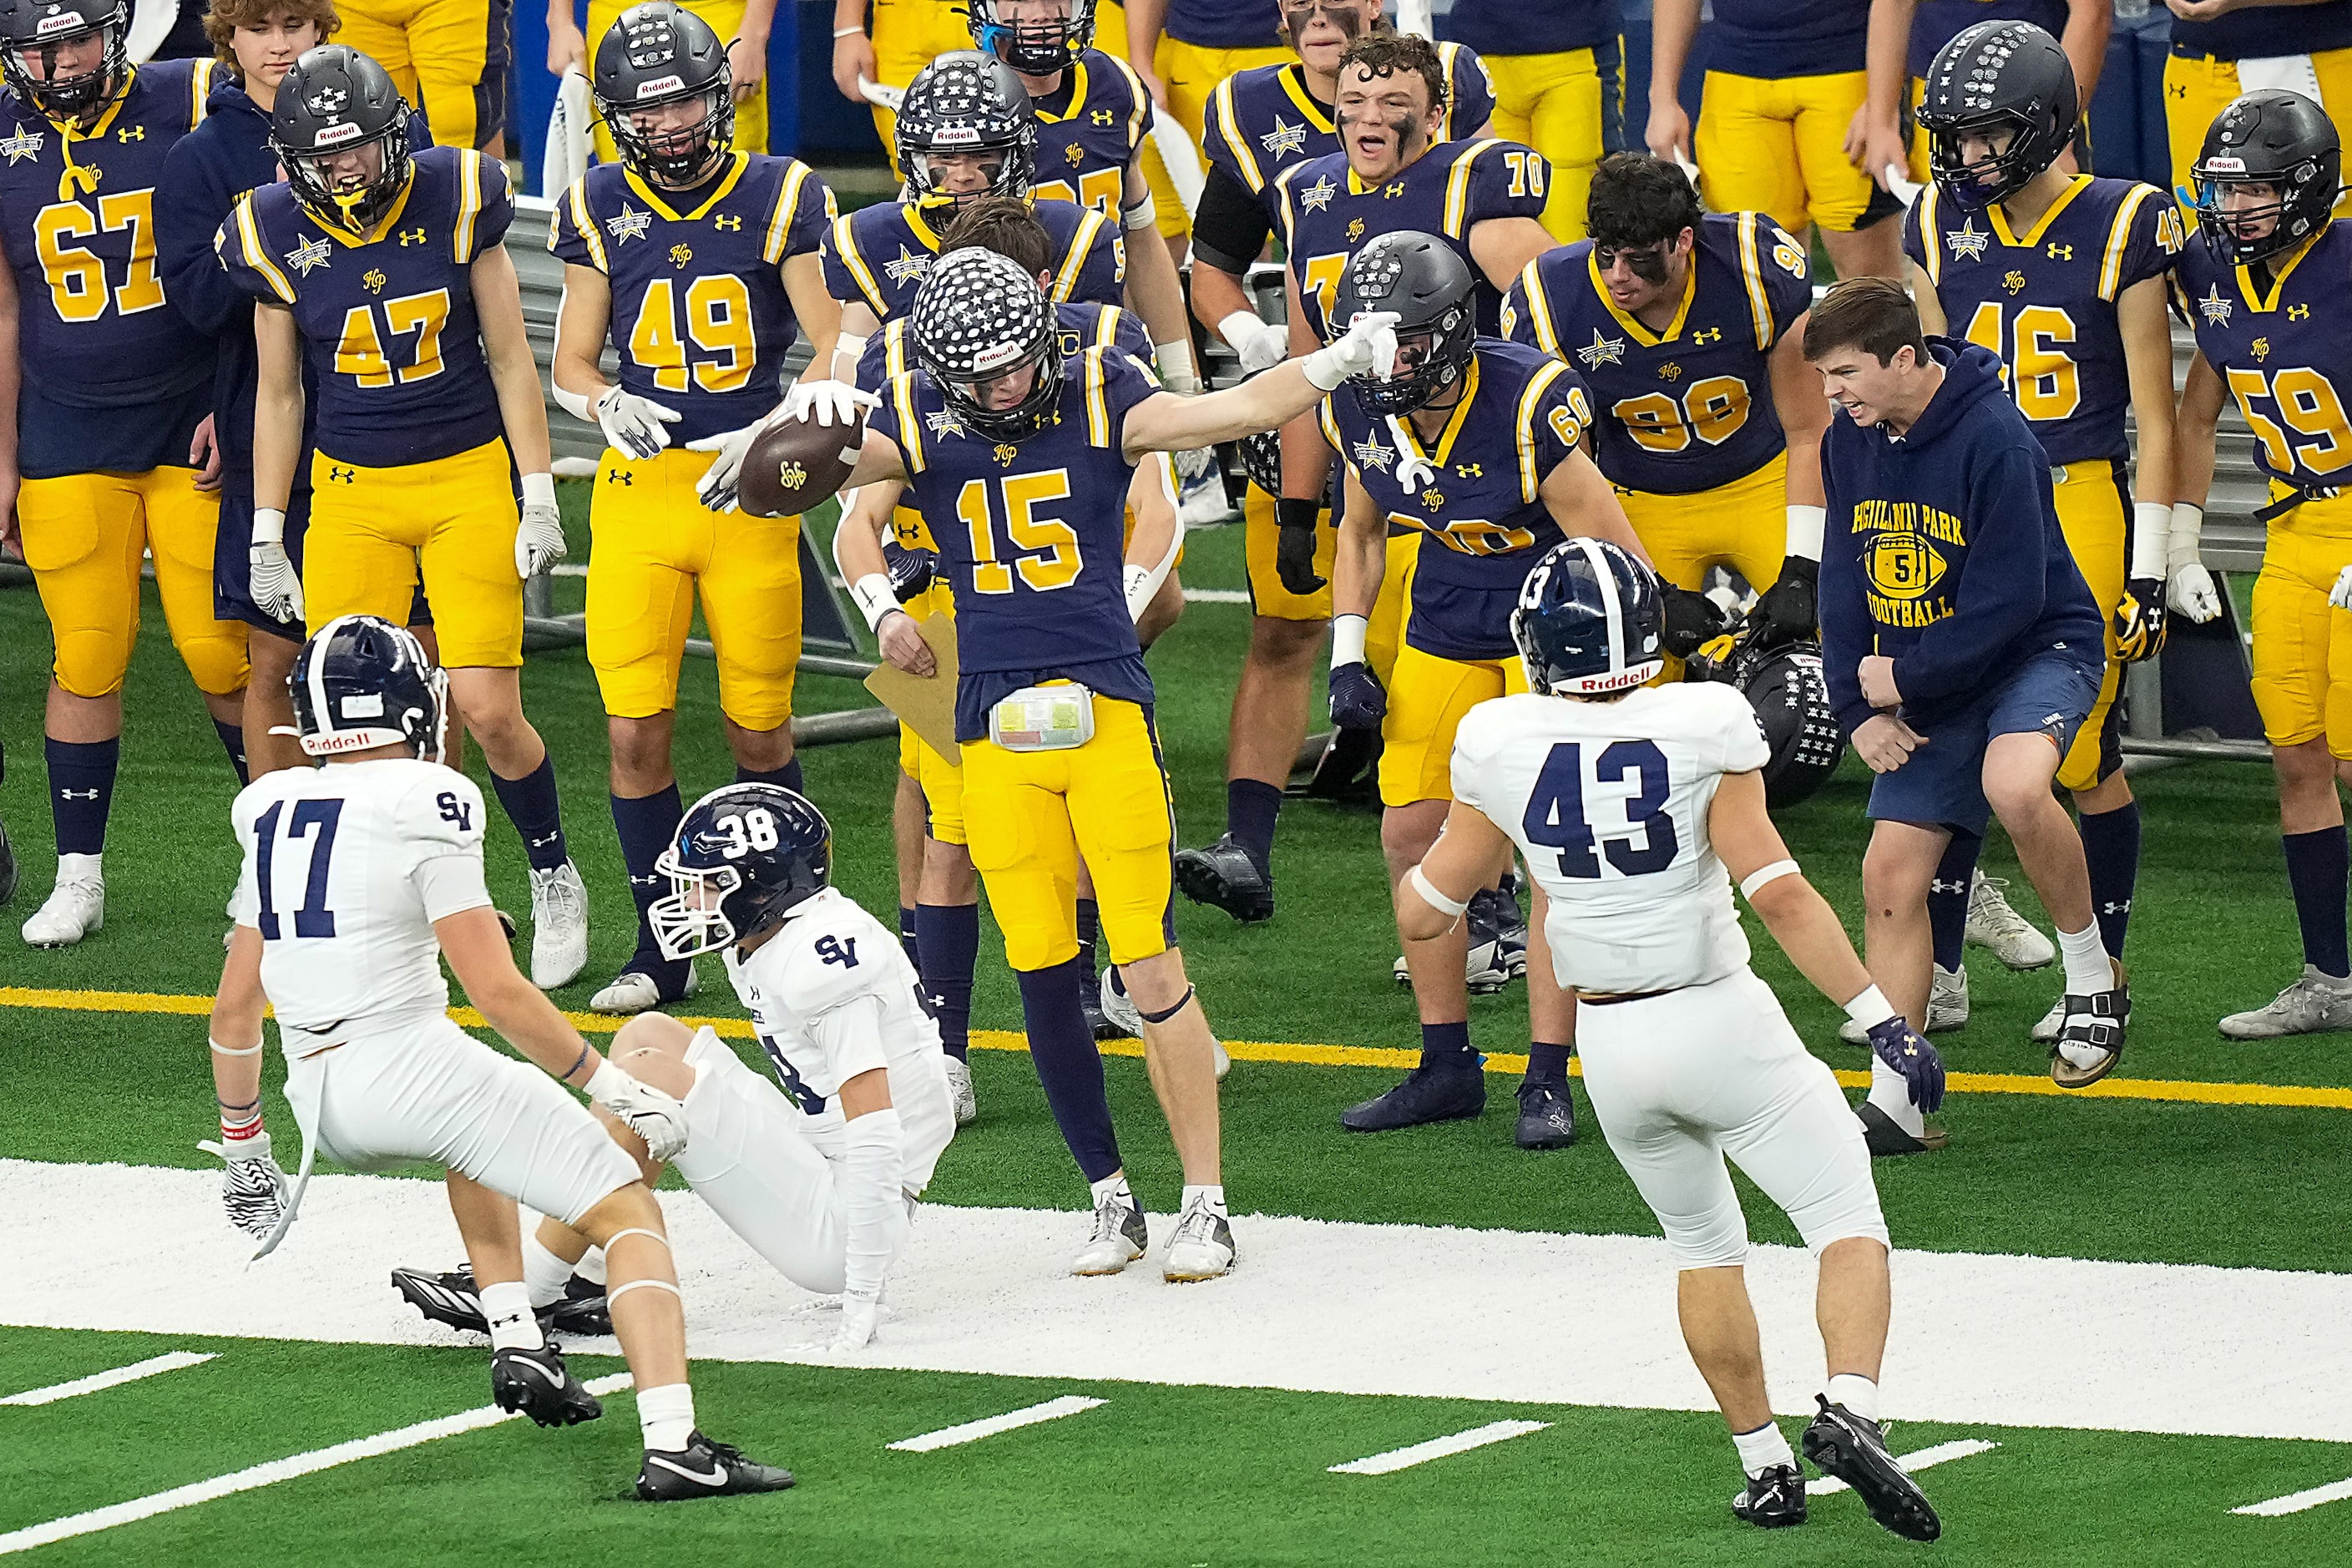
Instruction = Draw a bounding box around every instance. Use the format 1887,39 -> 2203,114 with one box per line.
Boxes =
1282,1 -> 1363,48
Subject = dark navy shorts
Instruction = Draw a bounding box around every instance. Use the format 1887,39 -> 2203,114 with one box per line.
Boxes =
1866,643 -> 2103,837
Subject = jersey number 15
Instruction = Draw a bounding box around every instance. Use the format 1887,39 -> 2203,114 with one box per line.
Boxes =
1523,740 -> 1678,879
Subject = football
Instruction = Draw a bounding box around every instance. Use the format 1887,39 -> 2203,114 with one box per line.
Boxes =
737,405 -> 867,517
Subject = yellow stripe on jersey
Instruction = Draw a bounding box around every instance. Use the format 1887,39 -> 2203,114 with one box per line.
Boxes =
1990,173 -> 2092,249
883,317 -> 913,378
2101,183 -> 2157,302
1735,211 -> 1773,351
893,369 -> 928,473
1085,346 -> 1110,447
1317,397 -> 1345,462
765,160 -> 810,266
1515,358 -> 1573,502
190,58 -> 214,125
1103,53 -> 1152,156
1434,43 -> 1476,140
1918,184 -> 1945,287
562,176 -> 609,272
1278,65 -> 1336,135
1052,208 -> 1107,302
453,149 -> 483,261
1515,257 -> 1564,357
1095,305 -> 1125,350
831,212 -> 888,315
234,195 -> 297,303
1212,77 -> 1265,194
1444,139 -> 1506,237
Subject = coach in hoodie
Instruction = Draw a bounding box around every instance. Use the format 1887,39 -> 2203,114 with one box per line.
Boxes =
1806,277 -> 2122,1151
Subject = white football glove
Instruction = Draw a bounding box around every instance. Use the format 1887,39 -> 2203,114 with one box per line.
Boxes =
1218,310 -> 1290,376
2167,502 -> 2223,624
198,1130 -> 293,1241
514,474 -> 566,578
782,377 -> 880,429
595,385 -> 682,460
586,1058 -> 690,1162
686,414 -> 769,513
2331,565 -> 2352,612
247,506 -> 303,623
1302,310 -> 1400,392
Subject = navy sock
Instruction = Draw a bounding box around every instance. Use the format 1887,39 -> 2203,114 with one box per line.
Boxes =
1224,777 -> 1282,868
45,736 -> 118,857
1419,1019 -> 1474,1072
490,754 -> 569,872
2077,801 -> 2142,959
2283,827 -> 2350,979
917,901 -> 980,1061
212,718 -> 249,787
735,756 -> 805,794
1929,830 -> 1980,973
1525,1042 -> 1572,1086
610,785 -> 686,982
1015,958 -> 1120,1181
1075,897 -> 1100,977
898,906 -> 922,972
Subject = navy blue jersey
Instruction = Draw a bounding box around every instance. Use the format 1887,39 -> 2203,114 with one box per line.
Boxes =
870,344 -> 1165,739
0,58 -> 218,475
2172,1 -> 2352,58
1905,176 -> 2182,468
1443,0 -> 1621,57
1908,0 -> 2067,76
1504,210 -> 1812,497
1704,0 -> 1870,78
217,146 -> 513,469
550,154 -> 833,446
821,195 -> 1123,323
1277,139 -> 1550,341
1321,339 -> 1588,661
859,297 -> 1151,387
1165,0 -> 1285,50
1028,48 -> 1153,214
2174,221 -> 2352,497
1201,48 -> 1497,223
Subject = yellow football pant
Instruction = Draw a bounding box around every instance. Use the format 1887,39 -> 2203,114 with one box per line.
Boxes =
1484,46 -> 1617,242
1379,638 -> 1532,807
304,438 -> 524,669
1697,68 -> 1890,235
339,0 -> 491,151
2253,486 -> 2352,757
2051,459 -> 2128,792
1152,34 -> 1292,240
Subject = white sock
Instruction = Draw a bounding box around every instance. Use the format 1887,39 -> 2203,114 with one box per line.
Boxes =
1826,1373 -> 1879,1422
2056,922 -> 2112,996
574,1246 -> 608,1286
522,1233 -> 574,1309
1181,1183 -> 1227,1215
478,1280 -> 543,1352
56,851 -> 101,883
1088,1173 -> 1133,1210
637,1381 -> 696,1452
1865,1055 -> 1925,1133
1732,1419 -> 1795,1479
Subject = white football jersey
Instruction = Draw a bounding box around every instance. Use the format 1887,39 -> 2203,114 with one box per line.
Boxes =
721,887 -> 957,1190
1452,683 -> 1770,994
230,758 -> 493,1044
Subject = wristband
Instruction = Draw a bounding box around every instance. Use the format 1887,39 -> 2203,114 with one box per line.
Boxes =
551,379 -> 597,422
832,332 -> 869,374
1218,309 -> 1268,351
1301,342 -> 1351,392
251,507 -> 287,547
1121,190 -> 1158,232
1123,562 -> 1156,620
1842,984 -> 1899,1030
2168,503 -> 2205,571
1408,863 -> 1468,919
832,24 -> 864,37
584,1057 -> 623,1105
1155,338 -> 1200,393
1332,611 -> 1368,668
2132,500 -> 2172,580
1784,504 -> 1825,561
1737,858 -> 1800,900
1276,497 -> 1319,532
521,472 -> 558,508
851,571 -> 899,633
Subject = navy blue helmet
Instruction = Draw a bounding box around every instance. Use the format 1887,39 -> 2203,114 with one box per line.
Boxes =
0,0 -> 128,119
650,784 -> 832,959
289,615 -> 449,761
1333,230 -> 1477,417
968,0 -> 1097,76
1917,20 -> 2077,212
1512,538 -> 1666,696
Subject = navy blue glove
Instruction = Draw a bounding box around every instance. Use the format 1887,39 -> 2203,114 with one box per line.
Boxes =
1865,1015 -> 1945,1115
882,539 -> 937,603
1329,661 -> 1387,731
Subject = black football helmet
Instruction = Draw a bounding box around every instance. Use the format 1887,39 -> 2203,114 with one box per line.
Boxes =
1728,640 -> 1846,808
272,45 -> 412,234
0,0 -> 127,119
1332,230 -> 1476,417
910,247 -> 1064,442
1512,538 -> 1667,696
290,615 -> 450,762
2193,89 -> 2342,266
897,50 -> 1038,210
1916,20 -> 2077,211
968,0 -> 1096,77
650,785 -> 833,959
593,1 -> 733,188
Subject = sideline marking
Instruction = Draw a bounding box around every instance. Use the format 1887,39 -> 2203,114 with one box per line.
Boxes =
1329,1419 -> 1552,1474
0,1351 -> 215,1407
8,985 -> 2352,1112
2233,1474 -> 2352,1517
0,1372 -> 634,1555
888,1394 -> 1105,1452
1807,1437 -> 1998,1496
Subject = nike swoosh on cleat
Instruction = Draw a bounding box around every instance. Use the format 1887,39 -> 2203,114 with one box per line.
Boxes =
645,1454 -> 729,1486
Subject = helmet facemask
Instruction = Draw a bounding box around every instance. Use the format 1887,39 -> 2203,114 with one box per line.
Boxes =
283,114 -> 412,234
648,850 -> 743,960
969,0 -> 1096,77
608,81 -> 734,187
1345,301 -> 1471,417
1,9 -> 125,120
1925,112 -> 2046,211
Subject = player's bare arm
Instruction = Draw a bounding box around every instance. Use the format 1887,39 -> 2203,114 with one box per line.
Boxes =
1769,318 -> 1831,513
1707,769 -> 1879,1004
1536,447 -> 1651,565
1859,0 -> 1917,183
550,261 -> 617,405
476,245 -> 556,476
782,253 -> 846,388
1120,308 -> 1400,458
832,298 -> 882,381
1119,164 -> 1196,383
1329,466 -> 1387,620
250,301 -> 306,515
1645,0 -> 1702,162
1123,449 -> 1184,611
1393,802 -> 1515,943
1468,215 -> 1559,295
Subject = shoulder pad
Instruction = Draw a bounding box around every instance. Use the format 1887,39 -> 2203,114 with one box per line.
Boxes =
393,766 -> 488,851
771,912 -> 893,1015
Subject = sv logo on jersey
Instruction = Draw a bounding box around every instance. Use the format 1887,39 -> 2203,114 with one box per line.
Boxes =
816,934 -> 860,968
437,791 -> 473,831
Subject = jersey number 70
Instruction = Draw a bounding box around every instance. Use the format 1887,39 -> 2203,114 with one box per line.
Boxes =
1522,740 -> 1678,878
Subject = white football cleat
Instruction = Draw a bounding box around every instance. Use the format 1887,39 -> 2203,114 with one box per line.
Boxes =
1070,1189 -> 1148,1276
1838,965 -> 1968,1043
528,861 -> 590,989
1211,1036 -> 1231,1081
589,964 -> 698,1015
1393,945 -> 1512,994
2218,965 -> 2352,1039
943,1056 -> 977,1125
1161,1191 -> 1235,1282
23,869 -> 104,948
1965,871 -> 2055,970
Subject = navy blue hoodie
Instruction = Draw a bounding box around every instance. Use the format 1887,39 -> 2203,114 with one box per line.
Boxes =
1818,339 -> 2102,736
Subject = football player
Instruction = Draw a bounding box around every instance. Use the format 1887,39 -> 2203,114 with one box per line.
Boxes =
1645,0 -> 1904,282
217,44 -> 592,989
1123,0 -> 1296,260
1402,538 -> 1942,1543
1438,0 -> 1618,242
830,0 -> 1003,164
2175,92 -> 2352,1039
0,0 -> 252,949
548,3 -> 838,1017
1856,0 -> 2107,190
205,615 -> 794,1500
2163,0 -> 2352,227
1317,230 -> 1651,1148
550,0 -> 776,158
829,246 -> 1403,1277
1903,21 -> 2186,1044
1501,154 -> 1828,680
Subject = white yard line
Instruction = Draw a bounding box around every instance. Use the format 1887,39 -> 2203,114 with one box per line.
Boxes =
0,1373 -> 632,1555
2233,1474 -> 2352,1517
1328,1419 -> 1551,1475
887,1394 -> 1105,1452
1808,1438 -> 1998,1496
0,1352 -> 215,1407
1181,587 -> 1250,604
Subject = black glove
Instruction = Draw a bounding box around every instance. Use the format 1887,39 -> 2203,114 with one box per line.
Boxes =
1275,498 -> 1326,595
882,539 -> 937,604
1660,584 -> 1732,659
1328,661 -> 1388,731
1748,554 -> 1819,648
2112,576 -> 2169,664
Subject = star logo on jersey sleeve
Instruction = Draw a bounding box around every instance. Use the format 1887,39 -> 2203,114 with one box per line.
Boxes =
1352,439 -> 1396,473
285,235 -> 332,276
885,245 -> 934,285
2198,282 -> 2232,326
606,205 -> 652,244
1261,115 -> 1308,159
1945,217 -> 1990,260
1300,174 -> 1337,213
0,125 -> 43,163
1576,328 -> 1626,368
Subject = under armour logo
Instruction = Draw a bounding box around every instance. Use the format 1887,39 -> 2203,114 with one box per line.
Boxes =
1930,878 -> 1967,895
327,465 -> 356,483
1692,326 -> 1722,346
609,471 -> 635,486
1090,108 -> 1115,127
529,831 -> 560,848
2046,242 -> 2073,261
2101,898 -> 2131,915
713,214 -> 741,230
2289,304 -> 2312,321
397,227 -> 427,245
57,788 -> 99,801
1382,181 -> 1404,199
117,124 -> 144,142
1454,463 -> 1482,478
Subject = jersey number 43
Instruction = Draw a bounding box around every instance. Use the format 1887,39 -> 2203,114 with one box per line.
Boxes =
1523,740 -> 1678,878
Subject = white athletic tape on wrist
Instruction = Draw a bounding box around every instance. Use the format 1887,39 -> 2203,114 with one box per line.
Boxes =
1332,613 -> 1368,669
2169,503 -> 2205,567
250,507 -> 287,546
1409,863 -> 1469,919
210,1038 -> 264,1056
2132,501 -> 2171,581
832,332 -> 868,377
1121,190 -> 1157,231
551,379 -> 597,422
1155,337 -> 1199,391
521,472 -> 558,508
851,572 -> 898,632
1842,984 -> 1899,1030
1737,858 -> 1799,901
1784,505 -> 1825,561
605,1277 -> 684,1304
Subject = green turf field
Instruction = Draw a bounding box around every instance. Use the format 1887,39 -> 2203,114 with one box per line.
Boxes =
2,492 -> 2349,1563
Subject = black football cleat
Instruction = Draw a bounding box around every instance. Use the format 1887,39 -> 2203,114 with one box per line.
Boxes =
1470,878 -> 1528,980
1855,1103 -> 1948,1158
1080,970 -> 1126,1040
491,1343 -> 603,1428
637,1430 -> 797,1500
1173,835 -> 1276,924
1800,1398 -> 1941,1542
393,1265 -> 613,1337
1514,1079 -> 1578,1150
545,1273 -> 614,1336
1340,1061 -> 1486,1132
1732,1464 -> 1808,1529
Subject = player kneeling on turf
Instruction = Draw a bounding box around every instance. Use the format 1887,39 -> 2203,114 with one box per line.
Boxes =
1399,540 -> 1944,1542
203,615 -> 793,1501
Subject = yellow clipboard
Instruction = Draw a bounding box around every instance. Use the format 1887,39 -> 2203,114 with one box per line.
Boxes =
863,613 -> 960,765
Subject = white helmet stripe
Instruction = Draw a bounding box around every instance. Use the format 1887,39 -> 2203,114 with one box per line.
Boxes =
1576,536 -> 1626,676
306,613 -> 362,738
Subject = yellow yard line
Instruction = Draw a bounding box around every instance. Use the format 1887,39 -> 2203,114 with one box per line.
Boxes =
8,984 -> 2352,1112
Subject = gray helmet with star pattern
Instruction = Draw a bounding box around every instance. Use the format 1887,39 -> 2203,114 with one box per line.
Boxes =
908,248 -> 1064,443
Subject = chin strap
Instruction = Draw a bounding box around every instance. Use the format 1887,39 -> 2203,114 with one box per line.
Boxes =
1385,415 -> 1435,494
